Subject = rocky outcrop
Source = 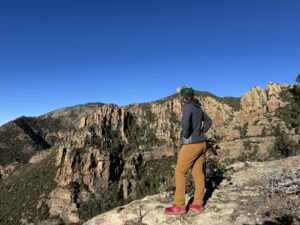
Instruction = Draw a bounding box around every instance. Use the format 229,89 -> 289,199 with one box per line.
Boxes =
218,82 -> 298,161
47,121 -> 125,221
48,188 -> 79,223
201,96 -> 235,139
55,145 -> 122,191
0,163 -> 17,179
54,123 -> 124,189
241,86 -> 268,117
84,156 -> 300,225
29,150 -> 52,164
241,82 -> 287,118
79,105 -> 130,143
118,146 -> 175,199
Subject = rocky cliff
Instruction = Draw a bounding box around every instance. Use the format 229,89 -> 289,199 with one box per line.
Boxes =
84,156 -> 300,225
0,82 -> 299,225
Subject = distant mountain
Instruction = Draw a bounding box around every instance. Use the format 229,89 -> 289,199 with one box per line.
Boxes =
0,103 -> 104,165
0,82 -> 299,225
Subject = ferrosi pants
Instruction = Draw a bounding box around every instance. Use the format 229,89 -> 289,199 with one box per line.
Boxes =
174,142 -> 206,208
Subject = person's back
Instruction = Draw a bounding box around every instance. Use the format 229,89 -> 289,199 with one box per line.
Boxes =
181,100 -> 212,144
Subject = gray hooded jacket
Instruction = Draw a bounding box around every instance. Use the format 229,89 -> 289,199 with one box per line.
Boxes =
181,101 -> 212,144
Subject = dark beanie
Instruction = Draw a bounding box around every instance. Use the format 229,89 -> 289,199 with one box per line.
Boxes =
177,85 -> 194,97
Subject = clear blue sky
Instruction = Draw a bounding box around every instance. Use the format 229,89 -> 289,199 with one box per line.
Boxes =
0,0 -> 299,125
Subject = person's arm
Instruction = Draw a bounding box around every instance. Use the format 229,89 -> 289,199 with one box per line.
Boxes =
202,110 -> 212,133
182,104 -> 192,139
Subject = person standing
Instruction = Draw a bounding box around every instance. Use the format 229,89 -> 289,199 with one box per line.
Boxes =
165,85 -> 212,215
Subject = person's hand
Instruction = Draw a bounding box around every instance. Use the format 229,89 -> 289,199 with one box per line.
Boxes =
175,141 -> 183,156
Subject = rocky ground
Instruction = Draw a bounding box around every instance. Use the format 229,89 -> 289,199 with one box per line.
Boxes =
84,156 -> 300,225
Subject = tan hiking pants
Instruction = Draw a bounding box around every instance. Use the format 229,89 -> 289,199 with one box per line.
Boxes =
174,142 -> 206,208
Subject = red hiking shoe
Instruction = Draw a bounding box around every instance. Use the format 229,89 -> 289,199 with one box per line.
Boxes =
165,204 -> 186,215
188,203 -> 205,212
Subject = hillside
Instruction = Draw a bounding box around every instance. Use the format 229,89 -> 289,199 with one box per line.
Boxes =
0,103 -> 104,165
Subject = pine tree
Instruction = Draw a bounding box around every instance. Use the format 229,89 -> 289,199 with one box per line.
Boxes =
296,74 -> 300,84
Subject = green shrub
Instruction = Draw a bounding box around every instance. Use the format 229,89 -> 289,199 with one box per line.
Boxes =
77,182 -> 126,222
240,122 -> 248,138
243,139 -> 251,150
222,97 -> 241,111
261,127 -> 267,137
276,89 -> 300,134
266,130 -> 300,160
135,156 -> 176,198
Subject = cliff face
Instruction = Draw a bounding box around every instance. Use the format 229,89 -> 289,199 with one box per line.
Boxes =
0,82 -> 299,224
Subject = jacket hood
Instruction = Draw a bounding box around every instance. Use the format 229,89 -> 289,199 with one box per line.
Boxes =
183,99 -> 202,109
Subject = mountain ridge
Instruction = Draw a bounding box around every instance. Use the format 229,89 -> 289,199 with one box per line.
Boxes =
0,87 -> 240,166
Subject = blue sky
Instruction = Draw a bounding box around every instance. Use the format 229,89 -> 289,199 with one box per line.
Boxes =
0,0 -> 299,125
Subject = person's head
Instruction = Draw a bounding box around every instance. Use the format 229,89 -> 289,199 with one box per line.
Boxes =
176,85 -> 194,103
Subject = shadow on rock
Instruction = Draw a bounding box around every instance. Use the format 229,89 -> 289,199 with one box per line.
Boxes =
203,158 -> 225,205
203,138 -> 225,205
243,214 -> 296,225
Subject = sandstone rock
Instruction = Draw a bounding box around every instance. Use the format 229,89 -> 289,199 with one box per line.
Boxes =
218,81 -> 292,159
266,81 -> 282,97
0,163 -> 17,179
36,195 -> 47,210
241,86 -> 268,117
246,124 -> 263,137
29,150 -> 52,164
37,220 -> 62,225
48,187 -> 73,216
55,146 -> 121,191
48,187 -> 80,223
79,105 -> 130,143
79,117 -> 87,128
240,82 -> 286,119
222,128 -> 241,141
19,218 -> 35,225
226,161 -> 246,172
265,82 -> 286,113
201,96 -> 234,128
142,146 -> 175,161
65,203 -> 80,223
119,178 -> 138,199
121,179 -> 130,199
